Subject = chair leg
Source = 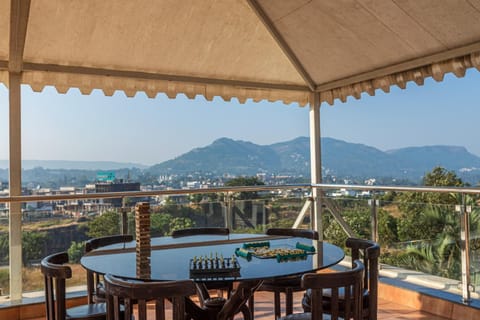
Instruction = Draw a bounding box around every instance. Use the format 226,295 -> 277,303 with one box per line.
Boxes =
248,294 -> 255,319
274,291 -> 281,319
285,288 -> 293,315
240,304 -> 252,320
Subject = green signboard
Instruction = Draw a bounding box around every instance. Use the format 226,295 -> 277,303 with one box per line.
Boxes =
97,171 -> 115,182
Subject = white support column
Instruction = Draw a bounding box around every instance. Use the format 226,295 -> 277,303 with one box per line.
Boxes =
9,72 -> 22,301
309,92 -> 322,239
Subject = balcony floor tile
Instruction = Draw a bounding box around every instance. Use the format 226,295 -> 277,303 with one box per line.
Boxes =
25,291 -> 451,320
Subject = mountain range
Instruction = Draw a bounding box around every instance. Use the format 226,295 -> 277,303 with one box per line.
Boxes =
148,137 -> 480,183
1,137 -> 480,185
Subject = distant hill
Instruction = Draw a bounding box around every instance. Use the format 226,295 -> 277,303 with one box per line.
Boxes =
147,137 -> 480,183
0,160 -> 148,170
386,146 -> 480,170
148,138 -> 281,175
2,137 -> 480,185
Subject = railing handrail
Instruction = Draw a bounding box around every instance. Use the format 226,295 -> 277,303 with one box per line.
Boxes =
312,183 -> 480,194
0,184 -> 311,203
1,183 -> 480,204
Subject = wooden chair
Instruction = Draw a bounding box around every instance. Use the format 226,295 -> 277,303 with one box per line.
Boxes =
41,251 -> 107,320
248,228 -> 319,319
104,273 -> 197,320
171,227 -> 230,238
280,260 -> 364,320
85,234 -> 134,304
302,238 -> 380,320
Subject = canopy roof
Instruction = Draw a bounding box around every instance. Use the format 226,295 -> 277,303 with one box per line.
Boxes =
1,0 -> 480,106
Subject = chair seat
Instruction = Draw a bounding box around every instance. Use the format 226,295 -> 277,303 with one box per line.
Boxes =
279,312 -> 344,320
93,283 -> 106,301
260,276 -> 302,292
104,274 -> 196,320
302,288 -> 369,312
249,228 -> 320,320
66,302 -> 107,320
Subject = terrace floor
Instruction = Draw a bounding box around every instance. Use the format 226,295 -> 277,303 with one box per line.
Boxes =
251,291 -> 449,320
25,290 -> 449,320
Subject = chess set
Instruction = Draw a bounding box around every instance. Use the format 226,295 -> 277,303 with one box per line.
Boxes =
239,241 -> 316,261
189,253 -> 240,279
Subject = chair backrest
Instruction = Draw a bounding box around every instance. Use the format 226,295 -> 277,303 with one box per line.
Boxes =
265,227 -> 319,240
302,260 -> 364,320
104,274 -> 197,320
346,238 -> 380,320
85,234 -> 134,252
41,252 -> 72,320
171,227 -> 230,238
85,234 -> 133,304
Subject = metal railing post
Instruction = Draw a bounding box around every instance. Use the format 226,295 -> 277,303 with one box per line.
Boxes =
309,195 -> 315,231
457,193 -> 472,303
312,187 -> 324,241
369,191 -> 378,243
121,197 -> 129,235
225,192 -> 233,230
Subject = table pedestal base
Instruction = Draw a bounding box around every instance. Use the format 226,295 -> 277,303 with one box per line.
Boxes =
186,280 -> 263,320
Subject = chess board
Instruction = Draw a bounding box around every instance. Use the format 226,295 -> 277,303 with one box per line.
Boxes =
189,255 -> 240,279
241,241 -> 315,261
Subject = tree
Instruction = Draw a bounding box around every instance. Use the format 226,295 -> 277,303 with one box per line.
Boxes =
168,217 -> 195,235
396,167 -> 465,242
423,167 -> 464,187
323,205 -> 371,248
87,211 -> 120,238
377,209 -> 398,246
225,176 -> 265,200
398,205 -> 462,279
396,191 -> 480,280
150,213 -> 174,236
68,241 -> 85,263
22,232 -> 48,266
0,234 -> 8,264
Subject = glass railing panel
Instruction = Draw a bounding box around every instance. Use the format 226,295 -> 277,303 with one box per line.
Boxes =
319,190 -> 466,283
377,193 -> 462,281
470,200 -> 480,294
0,223 -> 7,298
229,189 -> 312,234
144,188 -> 312,235
2,184 -> 478,303
322,194 -> 372,248
19,196 -> 136,296
149,194 -> 226,236
0,88 -> 6,299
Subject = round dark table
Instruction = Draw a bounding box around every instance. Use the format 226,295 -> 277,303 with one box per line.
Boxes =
81,233 -> 344,320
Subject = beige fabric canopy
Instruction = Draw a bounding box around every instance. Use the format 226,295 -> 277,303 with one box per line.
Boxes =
2,0 -> 480,106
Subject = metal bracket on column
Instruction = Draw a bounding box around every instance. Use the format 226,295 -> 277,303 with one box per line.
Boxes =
323,198 -> 356,238
293,197 -> 313,228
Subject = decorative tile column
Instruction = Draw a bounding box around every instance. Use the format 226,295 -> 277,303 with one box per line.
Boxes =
135,202 -> 151,279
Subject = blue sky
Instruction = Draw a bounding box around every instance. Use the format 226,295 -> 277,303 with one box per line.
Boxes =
0,69 -> 479,166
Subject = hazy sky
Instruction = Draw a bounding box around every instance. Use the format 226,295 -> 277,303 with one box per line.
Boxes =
0,69 -> 479,166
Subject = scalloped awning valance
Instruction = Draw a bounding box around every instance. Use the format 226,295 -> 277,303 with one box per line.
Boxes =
2,0 -> 480,106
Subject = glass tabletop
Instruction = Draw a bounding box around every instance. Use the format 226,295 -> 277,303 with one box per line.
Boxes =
81,234 -> 345,283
